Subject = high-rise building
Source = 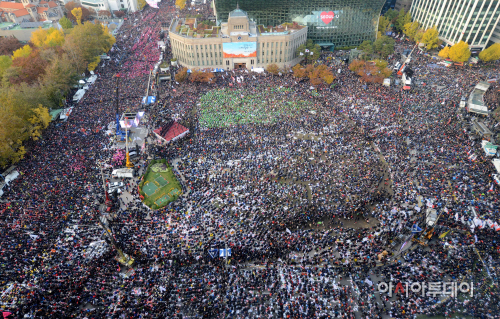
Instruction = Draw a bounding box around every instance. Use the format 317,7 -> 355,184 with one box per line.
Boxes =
213,0 -> 386,48
410,0 -> 500,51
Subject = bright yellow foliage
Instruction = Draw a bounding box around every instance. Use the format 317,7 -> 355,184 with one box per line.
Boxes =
88,56 -> 101,71
403,21 -> 419,41
28,105 -> 51,140
138,0 -> 146,10
479,43 -> 500,62
72,7 -> 83,25
421,27 -> 439,50
438,46 -> 450,59
12,45 -> 32,60
449,41 -> 471,63
176,0 -> 186,10
31,27 -> 65,48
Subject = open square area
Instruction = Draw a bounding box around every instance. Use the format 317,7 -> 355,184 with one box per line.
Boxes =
138,159 -> 182,209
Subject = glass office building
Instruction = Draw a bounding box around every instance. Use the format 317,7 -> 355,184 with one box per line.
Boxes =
214,0 -> 386,48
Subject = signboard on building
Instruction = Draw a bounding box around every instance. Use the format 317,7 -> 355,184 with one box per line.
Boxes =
223,42 -> 257,58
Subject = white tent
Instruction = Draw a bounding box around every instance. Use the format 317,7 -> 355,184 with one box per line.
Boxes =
73,89 -> 86,103
493,158 -> 500,174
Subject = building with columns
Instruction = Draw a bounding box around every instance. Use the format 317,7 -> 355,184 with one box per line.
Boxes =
169,6 -> 307,70
410,0 -> 500,51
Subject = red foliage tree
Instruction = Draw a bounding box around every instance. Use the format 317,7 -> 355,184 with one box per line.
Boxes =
0,36 -> 23,56
10,50 -> 48,85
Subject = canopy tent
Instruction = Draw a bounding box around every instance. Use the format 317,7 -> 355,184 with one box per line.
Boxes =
493,159 -> 500,174
60,107 -> 73,121
49,109 -> 64,121
87,74 -> 98,85
154,121 -> 189,144
73,89 -> 86,103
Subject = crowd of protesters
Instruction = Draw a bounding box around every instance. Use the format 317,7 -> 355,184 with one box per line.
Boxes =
0,0 -> 499,318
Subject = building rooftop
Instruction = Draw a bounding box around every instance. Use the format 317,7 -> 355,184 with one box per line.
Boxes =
229,8 -> 247,18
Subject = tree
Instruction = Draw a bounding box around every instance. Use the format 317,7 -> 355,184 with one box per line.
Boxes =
358,40 -> 374,60
31,27 -> 65,48
0,37 -> 23,56
292,64 -> 307,78
396,9 -> 410,32
189,70 -> 213,82
62,21 -> 116,74
479,43 -> 500,62
28,105 -> 51,141
414,29 -> 425,43
12,45 -> 32,60
98,10 -> 112,18
384,8 -> 399,25
175,67 -> 188,82
40,54 -> 79,107
349,59 -> 391,84
72,7 -> 83,25
378,16 -> 390,34
0,56 -> 12,80
88,55 -> 101,71
266,63 -> 279,75
449,41 -> 471,63
438,46 -> 450,59
421,27 -> 439,50
114,10 -> 125,18
138,0 -> 146,10
403,21 -> 419,41
10,49 -> 49,85
349,60 -> 365,73
373,36 -> 395,58
59,16 -> 73,30
65,2 -> 91,23
176,0 -> 186,10
296,39 -> 320,63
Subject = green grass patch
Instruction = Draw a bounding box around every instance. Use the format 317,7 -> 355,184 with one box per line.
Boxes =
138,159 -> 182,210
198,87 -> 314,128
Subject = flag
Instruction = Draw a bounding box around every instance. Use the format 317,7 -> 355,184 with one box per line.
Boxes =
286,228 -> 292,235
300,52 -> 304,56
474,234 -> 478,243
305,49 -> 309,52
310,52 -> 314,55
488,183 -> 494,192
455,213 -> 459,221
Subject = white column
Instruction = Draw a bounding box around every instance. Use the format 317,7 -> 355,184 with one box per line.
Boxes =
450,0 -> 474,44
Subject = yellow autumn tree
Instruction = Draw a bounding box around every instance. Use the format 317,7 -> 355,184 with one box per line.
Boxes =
449,41 -> 471,63
31,27 -> 65,48
403,21 -> 419,41
72,7 -> 83,25
138,0 -> 146,10
88,55 -> 101,71
176,0 -> 186,10
479,43 -> 500,62
12,45 -> 32,60
421,27 -> 439,50
438,46 -> 450,59
28,105 -> 51,140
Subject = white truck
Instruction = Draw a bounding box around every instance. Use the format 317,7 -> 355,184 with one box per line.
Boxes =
112,168 -> 135,179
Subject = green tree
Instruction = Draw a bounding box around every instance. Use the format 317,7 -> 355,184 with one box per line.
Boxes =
358,40 -> 374,60
449,41 -> 470,63
40,54 -> 79,107
0,55 -> 12,80
373,36 -> 395,58
62,22 -> 116,74
296,39 -> 320,63
59,16 -> 74,30
403,21 -> 419,41
378,16 -> 390,33
479,43 -> 500,62
384,9 -> 399,24
421,27 -> 439,50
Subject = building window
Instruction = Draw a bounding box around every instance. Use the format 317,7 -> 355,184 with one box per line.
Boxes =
251,60 -> 254,65
226,60 -> 229,65
121,4 -> 124,8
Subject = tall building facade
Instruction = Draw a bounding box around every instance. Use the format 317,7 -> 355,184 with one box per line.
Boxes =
169,7 -> 307,70
410,0 -> 500,50
213,0 -> 385,48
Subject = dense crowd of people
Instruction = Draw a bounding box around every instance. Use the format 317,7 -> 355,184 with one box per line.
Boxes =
0,0 -> 499,318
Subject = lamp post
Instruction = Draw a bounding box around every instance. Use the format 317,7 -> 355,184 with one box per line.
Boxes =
125,121 -> 134,168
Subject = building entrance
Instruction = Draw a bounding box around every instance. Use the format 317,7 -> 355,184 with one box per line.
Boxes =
234,63 -> 246,69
